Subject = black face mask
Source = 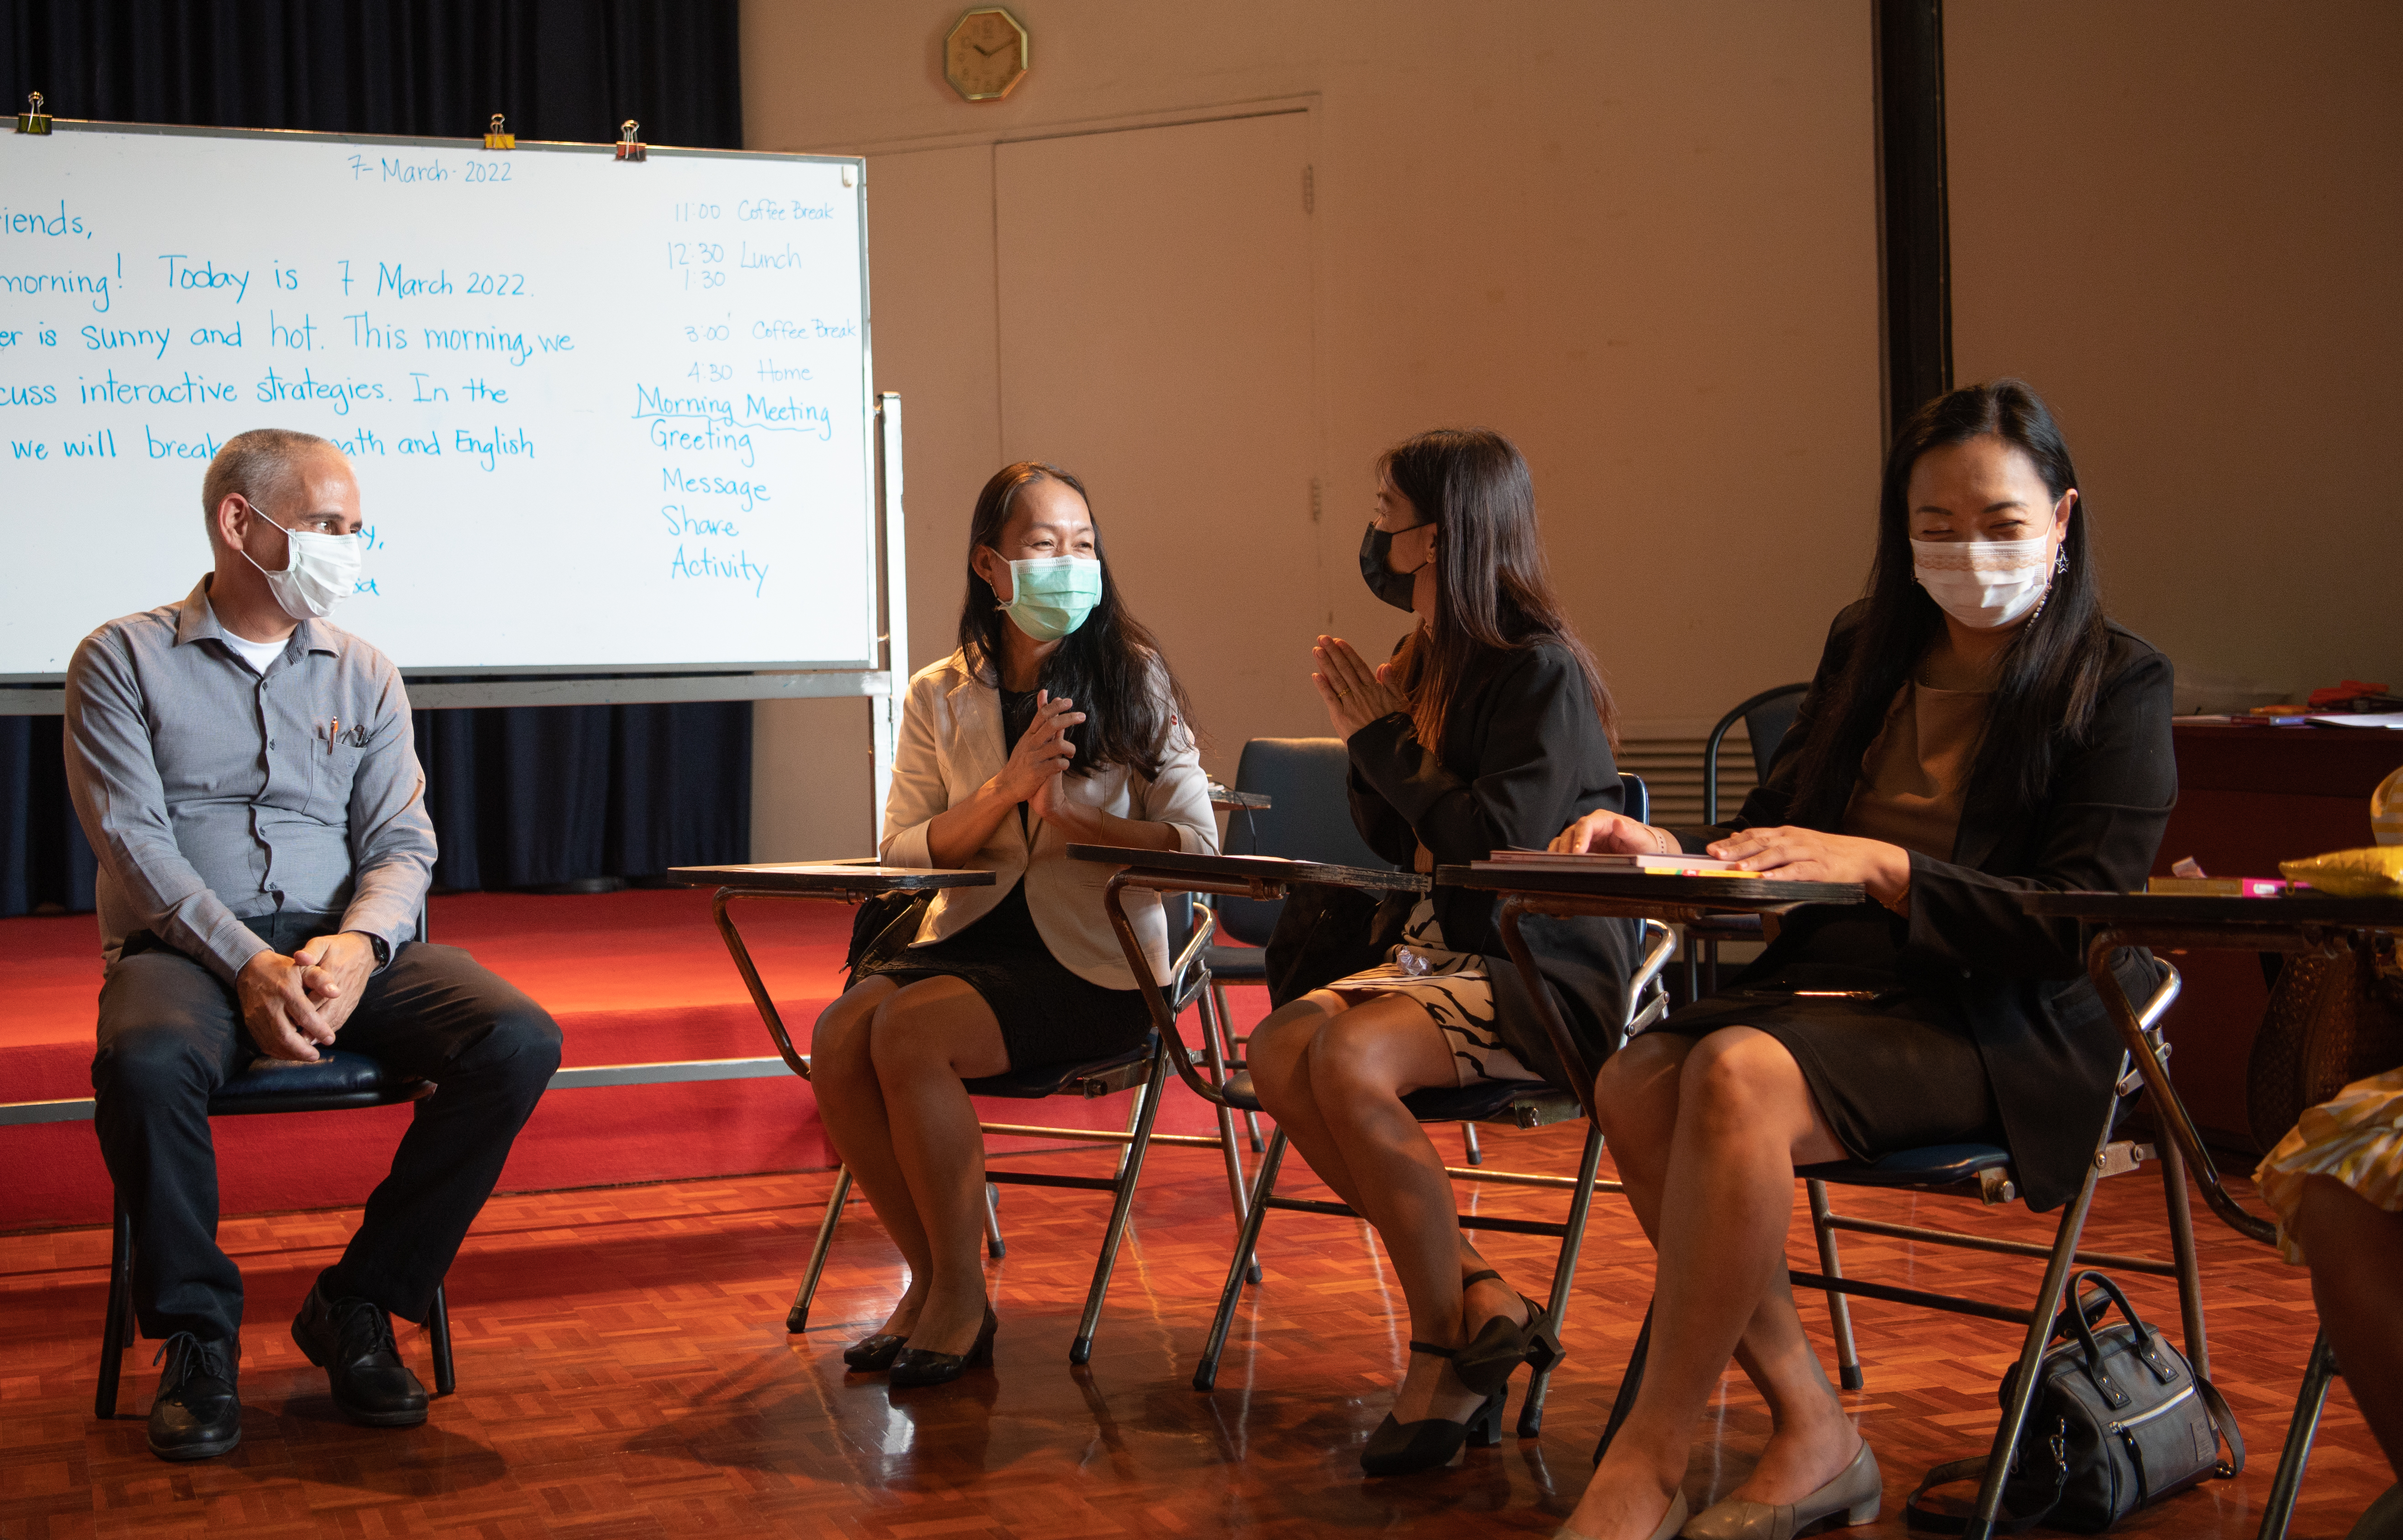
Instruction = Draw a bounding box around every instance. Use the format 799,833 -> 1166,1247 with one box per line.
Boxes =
1358,521 -> 1429,612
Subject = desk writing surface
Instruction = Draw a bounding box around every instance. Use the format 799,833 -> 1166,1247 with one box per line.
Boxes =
665,863 -> 994,893
1064,844 -> 1427,893
1437,865 -> 1864,910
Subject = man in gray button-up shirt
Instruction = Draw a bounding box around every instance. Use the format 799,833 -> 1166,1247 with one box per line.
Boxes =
66,428 -> 559,1463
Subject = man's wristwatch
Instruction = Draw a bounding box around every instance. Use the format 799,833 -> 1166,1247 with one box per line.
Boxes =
361,933 -> 392,968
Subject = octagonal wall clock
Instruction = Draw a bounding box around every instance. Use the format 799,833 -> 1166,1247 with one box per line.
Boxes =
945,6 -> 1030,102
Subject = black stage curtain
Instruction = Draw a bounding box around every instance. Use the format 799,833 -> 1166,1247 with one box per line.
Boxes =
0,0 -> 752,912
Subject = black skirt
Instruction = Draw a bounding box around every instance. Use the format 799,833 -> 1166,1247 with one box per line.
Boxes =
852,878 -> 1153,1071
1657,906 -> 2005,1161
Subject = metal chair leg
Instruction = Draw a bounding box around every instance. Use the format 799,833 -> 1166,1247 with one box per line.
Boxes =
1805,1178 -> 1865,1390
1210,981 -> 1266,1152
1196,1127 -> 1286,1391
1071,1044 -> 1174,1366
1195,983 -> 1263,1286
1518,1120 -> 1606,1437
789,1165 -> 853,1333
427,1280 -> 456,1396
2257,1328 -> 2338,1540
2157,1133 -> 2210,1379
1460,1122 -> 1484,1166
982,1181 -> 1006,1260
96,1191 -> 134,1419
1593,1301 -> 1653,1465
1964,1162 -> 2105,1540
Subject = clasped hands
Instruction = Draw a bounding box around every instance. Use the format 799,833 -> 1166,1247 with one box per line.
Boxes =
992,690 -> 1099,837
1310,635 -> 1410,738
236,931 -> 377,1062
1550,811 -> 1912,907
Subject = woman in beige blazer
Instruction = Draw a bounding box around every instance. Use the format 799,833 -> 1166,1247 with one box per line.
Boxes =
809,460 -> 1216,1388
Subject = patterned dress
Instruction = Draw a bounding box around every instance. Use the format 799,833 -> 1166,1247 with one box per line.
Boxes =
1326,896 -> 1544,1088
2255,1068 -> 2403,1264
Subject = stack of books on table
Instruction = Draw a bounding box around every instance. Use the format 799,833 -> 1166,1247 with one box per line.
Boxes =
1472,850 -> 1752,877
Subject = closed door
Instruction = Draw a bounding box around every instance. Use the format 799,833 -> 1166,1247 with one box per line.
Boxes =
993,111 -> 1323,752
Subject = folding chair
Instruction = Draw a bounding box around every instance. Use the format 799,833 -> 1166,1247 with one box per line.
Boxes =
783,891 -> 1253,1365
97,911 -> 455,1418
1593,960 -> 2199,1540
1185,773 -> 1678,1437
1199,738 -> 1497,1164
1681,682 -> 1808,1004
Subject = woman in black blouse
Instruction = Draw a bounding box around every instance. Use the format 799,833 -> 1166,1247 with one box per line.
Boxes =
1552,382 -> 2175,1540
1248,428 -> 1640,1476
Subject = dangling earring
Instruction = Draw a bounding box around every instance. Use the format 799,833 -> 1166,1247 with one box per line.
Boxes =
2025,546 -> 2070,624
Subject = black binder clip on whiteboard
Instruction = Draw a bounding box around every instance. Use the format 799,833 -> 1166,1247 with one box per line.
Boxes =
16,91 -> 52,135
484,113 -> 514,151
615,119 -> 647,162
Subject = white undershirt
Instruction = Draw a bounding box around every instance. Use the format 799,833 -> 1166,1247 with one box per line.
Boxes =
209,603 -> 293,675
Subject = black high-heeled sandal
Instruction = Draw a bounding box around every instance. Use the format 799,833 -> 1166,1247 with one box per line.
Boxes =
841,1332 -> 908,1372
888,1305 -> 998,1388
1360,1341 -> 1507,1476
1452,1269 -> 1561,1398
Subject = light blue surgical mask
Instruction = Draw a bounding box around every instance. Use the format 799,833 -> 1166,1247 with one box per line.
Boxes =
997,555 -> 1102,641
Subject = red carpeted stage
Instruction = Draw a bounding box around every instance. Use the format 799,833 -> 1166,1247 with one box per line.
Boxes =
0,889 -> 1253,1232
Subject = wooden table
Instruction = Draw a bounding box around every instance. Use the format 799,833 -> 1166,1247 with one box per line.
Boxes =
2019,888 -> 2403,1540
2154,724 -> 2400,1147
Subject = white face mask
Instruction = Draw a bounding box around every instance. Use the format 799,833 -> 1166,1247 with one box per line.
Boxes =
240,507 -> 366,620
1910,533 -> 2059,631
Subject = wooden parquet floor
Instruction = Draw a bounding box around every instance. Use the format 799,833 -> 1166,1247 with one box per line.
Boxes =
0,1123 -> 2387,1539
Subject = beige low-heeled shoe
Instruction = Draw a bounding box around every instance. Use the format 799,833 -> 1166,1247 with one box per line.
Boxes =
1557,1488 -> 1688,1540
1678,1441 -> 1881,1540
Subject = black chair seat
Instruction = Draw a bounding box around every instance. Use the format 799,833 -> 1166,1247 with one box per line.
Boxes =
1217,1068 -> 1574,1128
209,1051 -> 432,1116
1202,943 -> 1268,982
1797,1142 -> 2011,1189
1403,1079 -> 1575,1124
963,1036 -> 1156,1100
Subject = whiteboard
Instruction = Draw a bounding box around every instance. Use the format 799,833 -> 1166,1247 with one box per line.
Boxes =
0,122 -> 876,680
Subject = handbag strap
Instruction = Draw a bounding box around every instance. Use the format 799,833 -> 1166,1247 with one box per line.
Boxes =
2199,1376 -> 2247,1478
1905,1425 -> 2069,1535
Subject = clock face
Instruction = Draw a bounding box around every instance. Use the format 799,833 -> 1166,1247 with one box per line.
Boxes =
945,6 -> 1028,102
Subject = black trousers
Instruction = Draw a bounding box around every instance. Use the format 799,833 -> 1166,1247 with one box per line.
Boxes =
90,911 -> 561,1342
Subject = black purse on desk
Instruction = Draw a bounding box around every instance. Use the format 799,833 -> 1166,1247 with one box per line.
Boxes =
1262,882 -> 1415,1008
1907,1272 -> 2242,1533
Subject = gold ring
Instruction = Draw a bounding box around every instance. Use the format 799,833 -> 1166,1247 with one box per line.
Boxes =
1335,688 -> 1350,699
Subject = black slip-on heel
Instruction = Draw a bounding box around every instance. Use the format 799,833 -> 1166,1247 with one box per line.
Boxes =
1360,1341 -> 1508,1476
841,1332 -> 908,1372
888,1305 -> 997,1388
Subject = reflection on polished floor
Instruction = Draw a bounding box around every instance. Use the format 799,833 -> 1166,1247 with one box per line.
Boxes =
0,1123 -> 2385,1539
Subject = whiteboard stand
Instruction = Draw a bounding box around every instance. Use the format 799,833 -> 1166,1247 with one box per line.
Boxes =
871,391 -> 907,846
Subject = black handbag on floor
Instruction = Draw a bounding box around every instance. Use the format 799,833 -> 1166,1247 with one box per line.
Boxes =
1906,1272 -> 2243,1533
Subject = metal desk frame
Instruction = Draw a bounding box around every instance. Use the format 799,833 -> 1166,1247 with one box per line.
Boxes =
2031,891 -> 2403,1540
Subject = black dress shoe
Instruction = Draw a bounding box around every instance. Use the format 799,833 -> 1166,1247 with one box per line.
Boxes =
889,1305 -> 998,1388
842,1332 -> 909,1372
291,1283 -> 429,1426
147,1331 -> 242,1462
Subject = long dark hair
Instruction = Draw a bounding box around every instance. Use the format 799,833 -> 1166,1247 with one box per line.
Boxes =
1381,428 -> 1619,752
1786,380 -> 2112,824
956,461 -> 1195,779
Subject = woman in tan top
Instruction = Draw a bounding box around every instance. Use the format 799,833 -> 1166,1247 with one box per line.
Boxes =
1545,381 -> 2176,1540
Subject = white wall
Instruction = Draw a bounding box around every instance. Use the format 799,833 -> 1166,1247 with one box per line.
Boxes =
741,1 -> 1886,856
1947,1 -> 2403,710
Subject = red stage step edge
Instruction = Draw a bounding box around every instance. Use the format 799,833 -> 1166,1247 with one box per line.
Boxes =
0,888 -> 1267,1231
